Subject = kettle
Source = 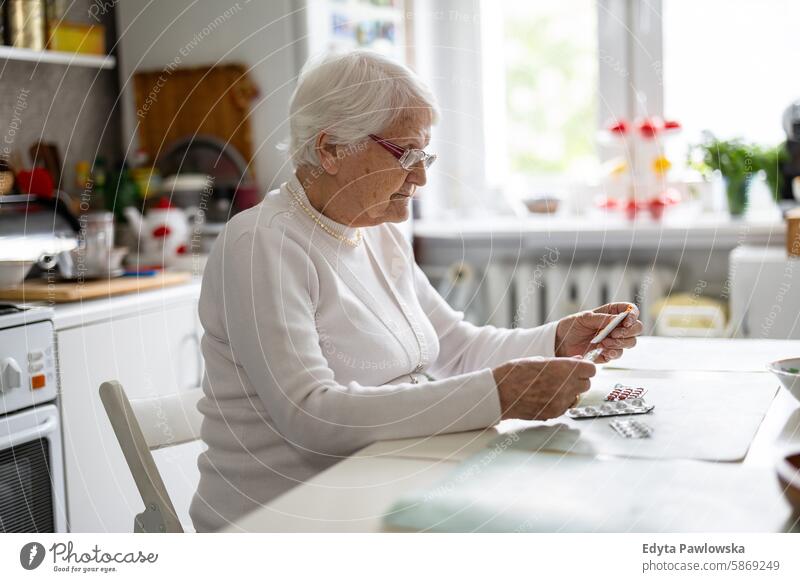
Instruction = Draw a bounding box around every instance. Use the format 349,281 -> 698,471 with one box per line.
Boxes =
124,198 -> 195,266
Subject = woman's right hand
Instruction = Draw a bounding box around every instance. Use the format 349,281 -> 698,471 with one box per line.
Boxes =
492,357 -> 596,420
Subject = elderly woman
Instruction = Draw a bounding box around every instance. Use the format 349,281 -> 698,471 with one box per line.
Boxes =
190,50 -> 642,532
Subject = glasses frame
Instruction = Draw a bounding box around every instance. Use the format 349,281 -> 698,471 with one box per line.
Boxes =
368,134 -> 437,171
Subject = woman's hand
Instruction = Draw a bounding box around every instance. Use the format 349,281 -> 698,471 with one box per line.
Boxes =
554,302 -> 643,363
492,357 -> 596,420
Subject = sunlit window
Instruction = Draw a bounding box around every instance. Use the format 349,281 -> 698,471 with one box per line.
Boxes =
484,1 -> 598,195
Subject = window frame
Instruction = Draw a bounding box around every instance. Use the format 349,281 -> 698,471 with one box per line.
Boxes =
480,0 -> 666,191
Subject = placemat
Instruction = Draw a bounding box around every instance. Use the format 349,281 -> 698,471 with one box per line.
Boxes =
497,372 -> 778,461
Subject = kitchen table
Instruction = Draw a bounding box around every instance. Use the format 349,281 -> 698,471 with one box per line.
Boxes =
225,338 -> 800,533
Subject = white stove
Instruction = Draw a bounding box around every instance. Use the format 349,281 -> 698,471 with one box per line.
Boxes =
0,303 -> 67,532
0,304 -> 58,414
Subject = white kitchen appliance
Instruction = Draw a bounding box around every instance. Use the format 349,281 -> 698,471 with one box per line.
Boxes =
0,304 -> 67,532
729,245 -> 800,339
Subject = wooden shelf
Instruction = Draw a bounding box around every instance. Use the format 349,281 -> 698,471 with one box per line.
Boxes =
0,45 -> 115,69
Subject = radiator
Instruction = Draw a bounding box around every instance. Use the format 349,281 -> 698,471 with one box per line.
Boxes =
430,261 -> 673,334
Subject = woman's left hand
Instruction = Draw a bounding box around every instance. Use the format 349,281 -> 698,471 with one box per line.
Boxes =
555,302 -> 643,363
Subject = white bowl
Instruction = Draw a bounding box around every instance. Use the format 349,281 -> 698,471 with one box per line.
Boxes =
768,357 -> 800,403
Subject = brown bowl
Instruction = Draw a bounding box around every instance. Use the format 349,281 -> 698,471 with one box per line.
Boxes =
522,196 -> 560,214
776,449 -> 800,513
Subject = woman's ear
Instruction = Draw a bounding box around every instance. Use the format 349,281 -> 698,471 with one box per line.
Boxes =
315,132 -> 340,175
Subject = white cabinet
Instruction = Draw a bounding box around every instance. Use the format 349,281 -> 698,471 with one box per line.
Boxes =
729,246 -> 800,339
56,287 -> 206,532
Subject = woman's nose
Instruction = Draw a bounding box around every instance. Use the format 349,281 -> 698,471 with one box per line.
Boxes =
406,163 -> 427,187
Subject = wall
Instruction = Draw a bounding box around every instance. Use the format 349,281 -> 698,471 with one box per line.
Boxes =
115,0 -> 301,193
0,1 -> 121,194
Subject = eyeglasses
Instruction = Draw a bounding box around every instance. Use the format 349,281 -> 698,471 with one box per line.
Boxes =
368,134 -> 437,171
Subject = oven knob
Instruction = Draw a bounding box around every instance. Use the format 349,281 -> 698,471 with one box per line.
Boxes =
0,358 -> 23,393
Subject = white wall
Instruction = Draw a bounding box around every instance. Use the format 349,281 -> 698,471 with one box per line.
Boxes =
115,0 -> 301,192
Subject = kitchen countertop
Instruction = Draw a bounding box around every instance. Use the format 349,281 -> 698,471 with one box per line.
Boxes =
50,277 -> 202,330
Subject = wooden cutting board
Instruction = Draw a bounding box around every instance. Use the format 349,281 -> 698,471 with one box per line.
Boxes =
0,271 -> 192,302
133,64 -> 257,169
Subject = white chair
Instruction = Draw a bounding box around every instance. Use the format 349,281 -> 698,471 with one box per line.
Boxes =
99,380 -> 203,533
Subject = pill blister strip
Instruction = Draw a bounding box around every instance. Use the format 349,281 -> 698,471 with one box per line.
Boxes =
566,398 -> 654,419
609,418 -> 654,438
605,383 -> 647,401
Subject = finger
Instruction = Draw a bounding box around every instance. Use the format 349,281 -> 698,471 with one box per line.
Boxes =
610,320 -> 644,339
580,312 -> 620,332
576,378 -> 591,393
600,338 -> 623,349
569,359 -> 597,378
623,306 -> 640,328
600,336 -> 637,350
618,319 -> 643,335
602,349 -> 623,360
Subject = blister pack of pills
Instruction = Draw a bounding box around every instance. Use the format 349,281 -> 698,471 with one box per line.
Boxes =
609,418 -> 654,438
566,398 -> 654,419
605,383 -> 647,401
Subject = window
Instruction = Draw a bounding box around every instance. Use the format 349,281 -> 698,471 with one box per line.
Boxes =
482,0 -> 599,197
472,0 -> 794,211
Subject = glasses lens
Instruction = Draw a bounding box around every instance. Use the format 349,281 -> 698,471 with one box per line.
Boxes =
401,150 -> 422,170
400,150 -> 436,171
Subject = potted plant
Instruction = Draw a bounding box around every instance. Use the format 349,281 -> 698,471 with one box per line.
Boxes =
754,143 -> 788,202
690,135 -> 756,216
690,135 -> 787,216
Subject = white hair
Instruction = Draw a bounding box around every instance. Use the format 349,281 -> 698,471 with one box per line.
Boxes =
288,50 -> 439,168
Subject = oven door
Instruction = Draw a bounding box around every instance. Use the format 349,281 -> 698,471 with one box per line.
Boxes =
0,404 -> 67,532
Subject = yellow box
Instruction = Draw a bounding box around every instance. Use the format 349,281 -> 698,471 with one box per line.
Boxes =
49,22 -> 106,56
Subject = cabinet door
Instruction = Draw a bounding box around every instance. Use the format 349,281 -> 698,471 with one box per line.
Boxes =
58,301 -> 206,533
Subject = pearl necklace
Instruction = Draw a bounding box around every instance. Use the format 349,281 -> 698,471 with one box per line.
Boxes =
286,182 -> 362,248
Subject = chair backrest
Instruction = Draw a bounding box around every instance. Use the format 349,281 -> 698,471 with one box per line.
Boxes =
99,381 -> 203,533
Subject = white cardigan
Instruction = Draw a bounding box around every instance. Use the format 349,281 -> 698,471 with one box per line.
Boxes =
189,175 -> 558,532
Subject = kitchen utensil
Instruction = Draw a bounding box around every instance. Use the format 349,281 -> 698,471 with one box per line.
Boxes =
158,135 -> 251,191
84,211 -> 114,269
53,211 -> 117,279
56,247 -> 128,281
124,198 -> 195,267
0,230 -> 78,287
768,357 -> 800,402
